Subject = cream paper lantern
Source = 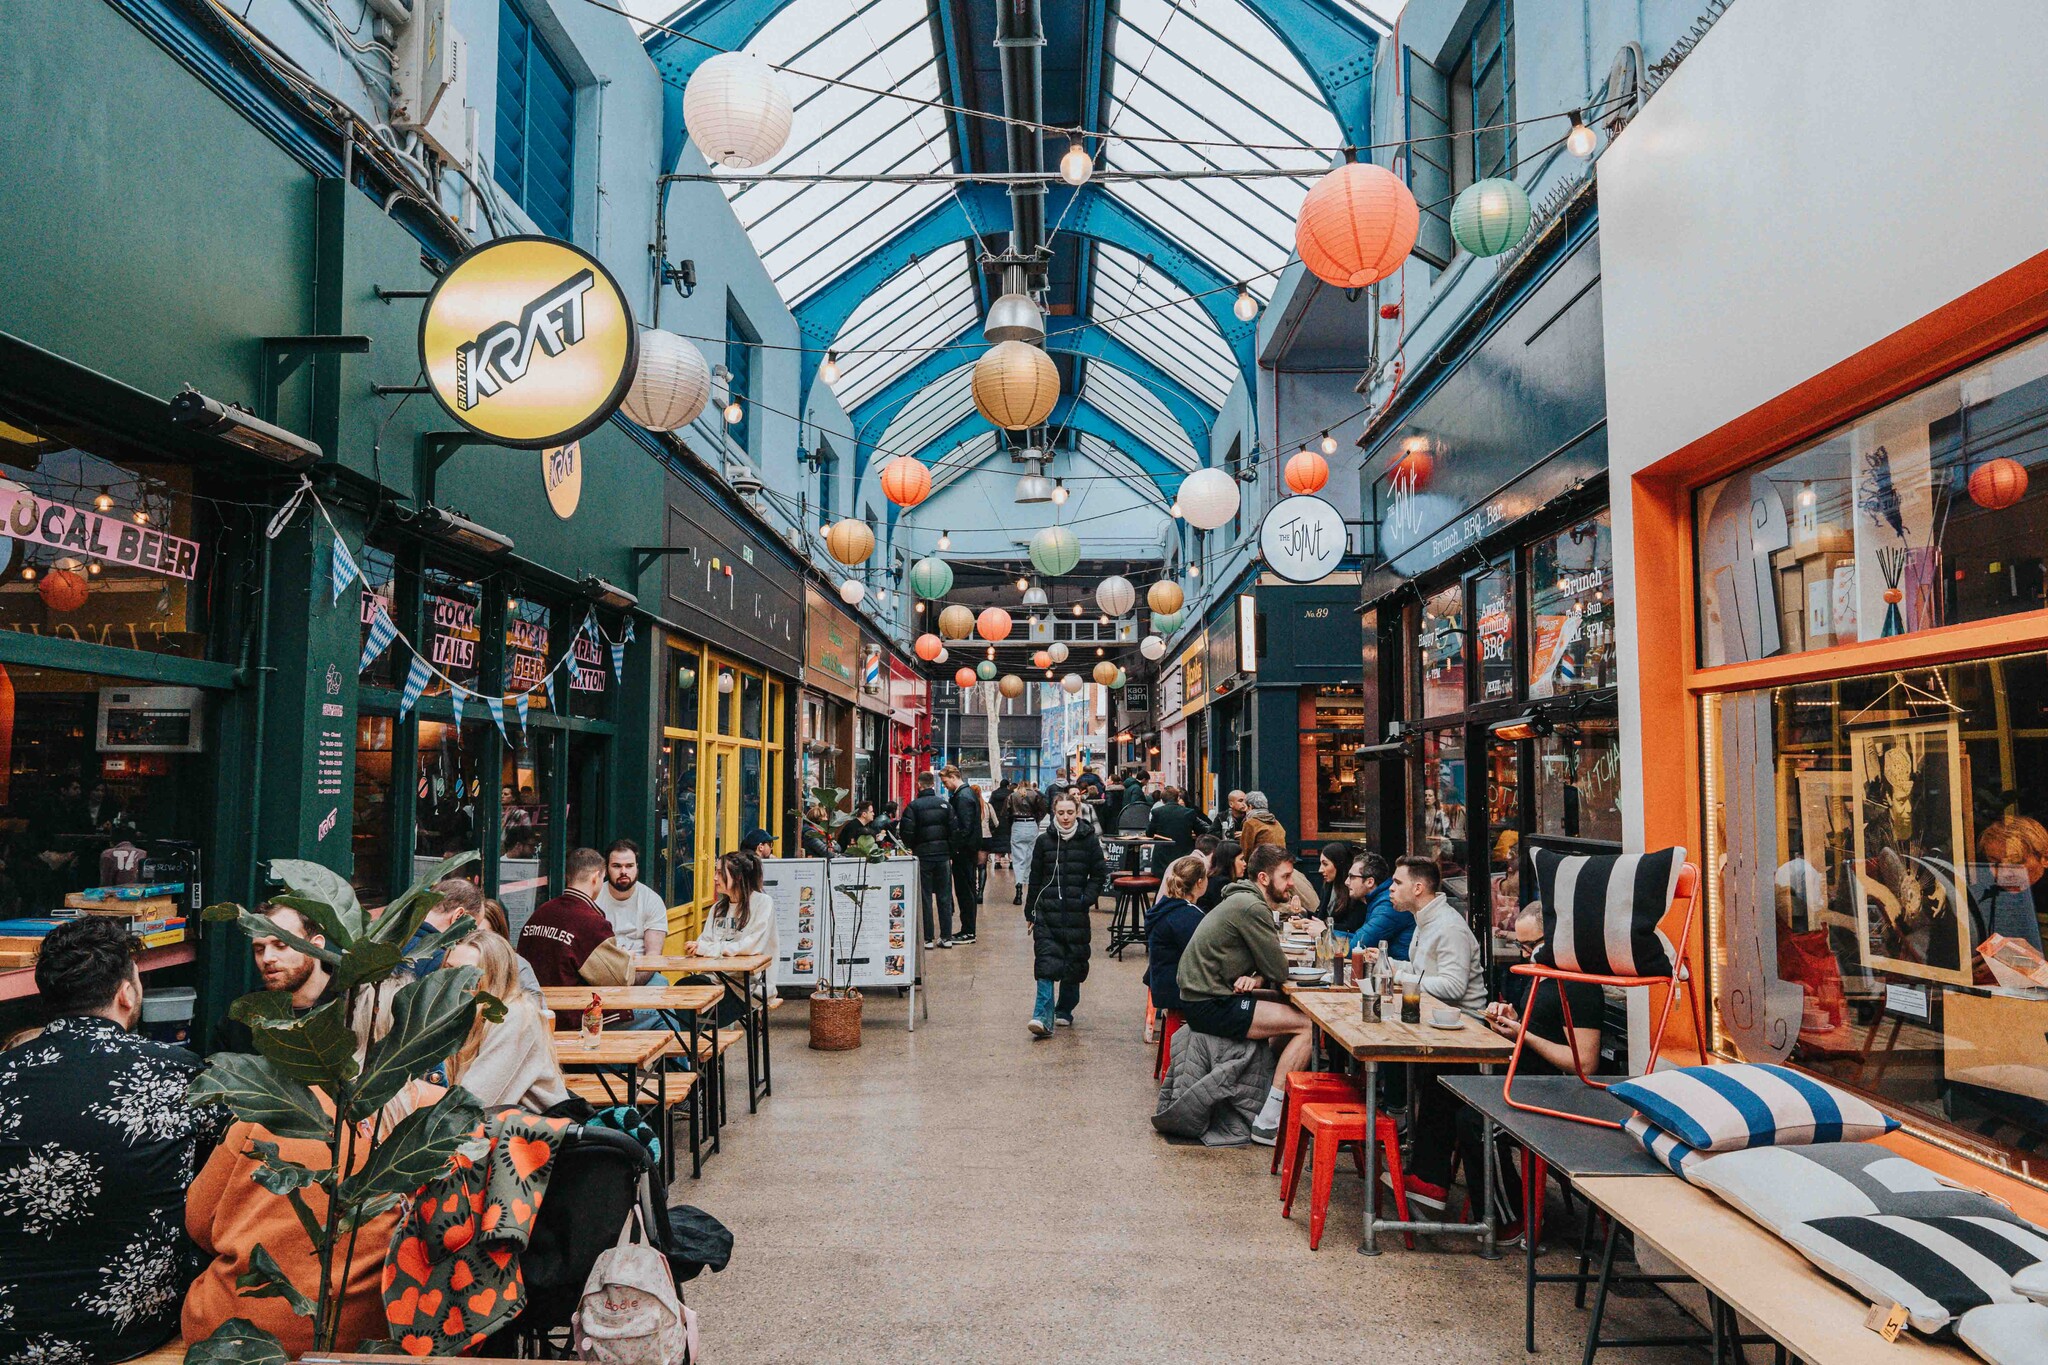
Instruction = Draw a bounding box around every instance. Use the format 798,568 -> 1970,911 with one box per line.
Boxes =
1175,468 -> 1241,531
934,646 -> 951,664
825,518 -> 875,566
937,604 -> 976,640
1047,641 -> 1069,664
998,673 -> 1026,699
1147,579 -> 1185,615
683,52 -> 794,169
1060,672 -> 1084,695
1140,634 -> 1167,661
1092,660 -> 1118,686
972,341 -> 1060,430
838,579 -> 865,606
620,329 -> 711,431
1095,575 -> 1136,617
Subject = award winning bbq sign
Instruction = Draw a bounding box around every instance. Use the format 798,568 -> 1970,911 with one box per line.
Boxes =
2,488 -> 200,580
419,236 -> 638,448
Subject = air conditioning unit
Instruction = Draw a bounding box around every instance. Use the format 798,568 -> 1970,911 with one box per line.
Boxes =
392,0 -> 468,164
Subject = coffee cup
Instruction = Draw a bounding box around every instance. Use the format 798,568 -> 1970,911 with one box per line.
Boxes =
1429,1006 -> 1460,1028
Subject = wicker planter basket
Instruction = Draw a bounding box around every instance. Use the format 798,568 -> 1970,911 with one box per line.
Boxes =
809,989 -> 863,1051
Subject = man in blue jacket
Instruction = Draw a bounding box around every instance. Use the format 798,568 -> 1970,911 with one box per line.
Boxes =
1339,851 -> 1414,960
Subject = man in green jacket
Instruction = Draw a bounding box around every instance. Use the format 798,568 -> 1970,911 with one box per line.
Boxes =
1176,842 -> 1316,1144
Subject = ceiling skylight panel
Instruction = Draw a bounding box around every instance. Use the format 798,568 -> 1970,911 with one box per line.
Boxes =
1092,245 -> 1235,407
1083,368 -> 1197,470
832,245 -> 980,410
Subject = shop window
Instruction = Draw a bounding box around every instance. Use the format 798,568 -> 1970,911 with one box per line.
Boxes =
1697,330 -> 2048,668
0,411 -> 214,660
569,616 -> 615,720
1533,717 -> 1621,843
415,719 -> 486,865
1528,511 -> 1614,696
495,0 -> 577,240
1474,567 -> 1516,702
357,544 -> 402,690
1486,742 -> 1522,950
1420,727 -> 1468,878
667,641 -> 701,732
662,737 -> 698,908
421,568 -> 482,697
725,301 -> 755,457
1701,649 -> 2048,1180
352,714 -> 396,906
716,666 -> 737,735
499,727 -> 553,931
740,672 -> 764,740
1308,687 -> 1366,833
1420,582 -> 1466,717
504,595 -> 553,710
740,748 -> 762,840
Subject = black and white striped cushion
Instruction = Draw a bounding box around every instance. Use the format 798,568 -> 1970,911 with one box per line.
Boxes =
1533,846 -> 1685,978
1782,1214 -> 2048,1334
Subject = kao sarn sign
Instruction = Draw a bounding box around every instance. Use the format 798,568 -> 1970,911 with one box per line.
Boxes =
2,488 -> 200,580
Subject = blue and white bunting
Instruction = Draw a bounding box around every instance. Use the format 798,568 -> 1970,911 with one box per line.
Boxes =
610,640 -> 626,683
330,537 -> 360,606
359,606 -> 397,673
541,673 -> 556,712
484,694 -> 506,740
624,619 -> 636,645
513,690 -> 529,733
398,654 -> 430,719
450,685 -> 465,726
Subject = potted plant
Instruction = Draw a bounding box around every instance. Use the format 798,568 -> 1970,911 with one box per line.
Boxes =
183,851 -> 501,1364
806,784 -> 886,1051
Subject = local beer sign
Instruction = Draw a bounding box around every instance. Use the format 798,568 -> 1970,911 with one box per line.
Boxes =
420,237 -> 638,448
2,488 -> 199,580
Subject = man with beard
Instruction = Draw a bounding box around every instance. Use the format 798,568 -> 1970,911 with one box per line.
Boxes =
598,838 -> 671,981
252,902 -> 334,1012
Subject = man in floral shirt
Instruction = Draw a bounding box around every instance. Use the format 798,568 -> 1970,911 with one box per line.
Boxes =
0,917 -> 224,1363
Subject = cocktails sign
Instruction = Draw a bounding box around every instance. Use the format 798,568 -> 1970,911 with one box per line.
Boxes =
1,488 -> 199,579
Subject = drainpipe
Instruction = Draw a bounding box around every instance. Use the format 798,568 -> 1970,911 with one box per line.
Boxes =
995,0 -> 1047,268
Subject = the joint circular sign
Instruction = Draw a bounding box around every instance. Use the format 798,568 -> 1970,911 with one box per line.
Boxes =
419,236 -> 637,449
1259,494 -> 1346,583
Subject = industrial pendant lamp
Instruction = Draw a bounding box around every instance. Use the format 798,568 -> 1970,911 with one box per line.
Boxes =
985,292 -> 1046,346
1015,451 -> 1053,504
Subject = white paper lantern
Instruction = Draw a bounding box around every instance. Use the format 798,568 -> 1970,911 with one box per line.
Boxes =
1047,641 -> 1069,664
683,52 -> 793,169
1176,467 -> 1241,531
620,330 -> 710,431
1095,575 -> 1136,617
1060,672 -> 1084,695
838,579 -> 865,606
934,646 -> 950,664
1140,634 -> 1167,661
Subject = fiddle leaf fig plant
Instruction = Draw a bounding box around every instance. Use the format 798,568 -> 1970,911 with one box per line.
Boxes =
184,851 -> 503,1362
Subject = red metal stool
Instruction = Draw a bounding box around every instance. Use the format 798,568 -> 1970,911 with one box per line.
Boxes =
1107,875 -> 1159,958
1270,1070 -> 1357,1176
1153,1010 -> 1183,1080
1281,1101 -> 1413,1251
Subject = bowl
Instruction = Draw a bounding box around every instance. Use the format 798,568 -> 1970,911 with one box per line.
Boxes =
1288,966 -> 1329,982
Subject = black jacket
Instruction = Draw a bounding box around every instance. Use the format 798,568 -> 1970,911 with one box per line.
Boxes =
947,783 -> 983,853
1144,896 -> 1206,1013
905,789 -> 957,859
1146,800 -> 1211,864
1024,821 -> 1106,983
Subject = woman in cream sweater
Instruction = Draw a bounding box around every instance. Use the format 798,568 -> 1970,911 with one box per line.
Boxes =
685,851 -> 779,1023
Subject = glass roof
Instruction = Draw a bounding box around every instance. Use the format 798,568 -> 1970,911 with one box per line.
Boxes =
1074,433 -> 1171,509
928,430 -> 1002,497
876,363 -> 976,460
1081,367 -> 1199,471
829,242 -> 980,412
1090,242 -> 1237,408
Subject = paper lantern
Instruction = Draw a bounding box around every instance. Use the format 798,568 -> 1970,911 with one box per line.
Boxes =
972,341 -> 1059,430
1295,160 -> 1420,289
1450,177 -> 1532,258
998,674 -> 1026,699
908,556 -> 954,599
937,604 -> 976,640
976,660 -> 998,681
683,51 -> 793,168
1032,650 -> 1051,670
1284,449 -> 1330,496
620,329 -> 710,431
1969,457 -> 2030,510
880,456 -> 932,508
1175,468 -> 1240,531
1140,635 -> 1167,661
838,579 -> 865,606
1147,579 -> 1185,615
1029,524 -> 1080,577
1047,641 -> 1069,664
825,518 -> 875,566
1393,438 -> 1434,491
1095,575 -> 1136,617
1060,673 -> 1084,695
976,607 -> 1013,641
1112,668 -> 1127,689
1151,610 -> 1185,635
934,647 -> 950,664
1093,660 -> 1118,686
39,560 -> 88,612
954,667 -> 977,688
914,633 -> 943,661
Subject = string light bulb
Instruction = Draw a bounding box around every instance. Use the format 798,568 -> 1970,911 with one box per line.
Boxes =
1060,138 -> 1093,187
1169,499 -> 1183,519
1566,111 -> 1597,159
821,351 -> 841,387
94,488 -> 113,513
1072,602 -> 1083,616
723,399 -> 744,424
1796,482 -> 1816,509
1233,287 -> 1259,323
937,530 -> 951,551
1188,562 -> 1200,578
1320,431 -> 1337,456
1052,478 -> 1068,505
132,510 -> 149,525
1015,576 -> 1029,593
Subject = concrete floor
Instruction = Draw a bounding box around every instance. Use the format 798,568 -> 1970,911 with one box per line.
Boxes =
678,866 -> 1701,1362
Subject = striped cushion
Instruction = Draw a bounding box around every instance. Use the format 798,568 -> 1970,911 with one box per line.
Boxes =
1689,1143 -> 2026,1237
1531,846 -> 1685,977
1624,1114 -> 1699,1178
1609,1062 -> 1899,1154
2016,1261 -> 2048,1305
1782,1214 -> 2048,1334
1959,1303 -> 2048,1364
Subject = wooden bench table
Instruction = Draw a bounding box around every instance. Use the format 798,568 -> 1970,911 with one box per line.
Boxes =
548,986 -> 721,1178
636,952 -> 776,1111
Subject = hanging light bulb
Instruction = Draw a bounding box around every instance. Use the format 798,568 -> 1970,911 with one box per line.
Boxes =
1233,286 -> 1259,323
1096,646 -> 1106,657
1566,111 -> 1597,159
1059,138 -> 1093,187
1015,576 -> 1029,593
1320,431 -> 1337,456
1052,478 -> 1068,505
1072,601 -> 1083,616
937,530 -> 952,551
723,398 -> 744,424
915,601 -> 925,614
1796,481 -> 1817,509
1169,499 -> 1183,519
1098,614 -> 1108,625
821,351 -> 841,387
1188,562 -> 1200,578
94,488 -> 113,513
986,645 -> 996,659
133,509 -> 149,525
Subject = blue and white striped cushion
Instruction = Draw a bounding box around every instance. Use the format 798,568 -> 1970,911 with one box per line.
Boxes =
1532,846 -> 1685,977
1624,1114 -> 1699,1178
1611,1063 -> 1899,1154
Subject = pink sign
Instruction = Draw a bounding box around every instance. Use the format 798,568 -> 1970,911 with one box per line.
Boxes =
3,490 -> 200,580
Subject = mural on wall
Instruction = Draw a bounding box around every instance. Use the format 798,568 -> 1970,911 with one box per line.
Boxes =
1712,689 -> 1801,1062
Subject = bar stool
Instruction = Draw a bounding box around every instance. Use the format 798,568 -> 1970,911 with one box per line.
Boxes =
1281,1101 -> 1413,1251
1152,1009 -> 1182,1080
1270,1070 -> 1358,1176
1107,873 -> 1158,958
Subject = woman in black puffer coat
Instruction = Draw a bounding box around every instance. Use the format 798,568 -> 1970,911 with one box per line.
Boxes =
1022,790 -> 1106,1039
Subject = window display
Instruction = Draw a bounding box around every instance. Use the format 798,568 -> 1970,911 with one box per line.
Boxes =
1420,582 -> 1465,716
421,569 -> 482,696
1420,727 -> 1467,874
1307,687 -> 1366,833
1528,512 -> 1614,697
1696,329 -> 2048,667
504,597 -> 553,709
1533,718 -> 1622,843
1474,568 -> 1515,702
353,715 -> 395,907
357,545 -> 401,691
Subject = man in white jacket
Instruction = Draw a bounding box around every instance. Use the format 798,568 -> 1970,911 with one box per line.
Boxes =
1381,856 -> 1488,1212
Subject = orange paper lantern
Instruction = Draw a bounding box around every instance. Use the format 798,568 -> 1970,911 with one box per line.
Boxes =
976,607 -> 1013,641
1146,580 -> 1184,615
880,456 -> 932,508
954,667 -> 977,688
1968,456 -> 2029,510
1284,449 -> 1330,496
1092,660 -> 1119,686
38,565 -> 88,612
1032,650 -> 1052,670
914,633 -> 943,662
1393,439 -> 1434,491
1295,161 -> 1420,289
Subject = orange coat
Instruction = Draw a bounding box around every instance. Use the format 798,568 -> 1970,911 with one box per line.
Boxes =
184,1117 -> 402,1355
1238,810 -> 1286,853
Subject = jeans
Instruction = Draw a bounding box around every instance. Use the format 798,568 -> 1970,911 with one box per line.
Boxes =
1033,977 -> 1081,1025
950,850 -> 981,935
917,855 -> 955,942
624,973 -> 670,1030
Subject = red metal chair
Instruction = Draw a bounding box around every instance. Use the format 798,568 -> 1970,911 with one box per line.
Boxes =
1280,1102 -> 1413,1251
1502,861 -> 1707,1129
1152,1009 -> 1182,1081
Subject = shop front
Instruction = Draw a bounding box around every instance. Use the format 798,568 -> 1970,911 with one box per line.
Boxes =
1179,634 -> 1209,812
885,653 -> 927,809
801,584 -> 860,804
1155,661 -> 1187,789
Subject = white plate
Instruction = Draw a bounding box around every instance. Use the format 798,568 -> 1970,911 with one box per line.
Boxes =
1288,968 -> 1329,981
1428,1014 -> 1466,1029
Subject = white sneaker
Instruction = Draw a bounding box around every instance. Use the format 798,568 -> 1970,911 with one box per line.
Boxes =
1028,1017 -> 1052,1038
1248,1122 -> 1279,1147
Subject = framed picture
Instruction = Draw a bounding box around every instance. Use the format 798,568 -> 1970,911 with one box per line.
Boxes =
1794,768 -> 1857,936
1849,719 -> 1972,986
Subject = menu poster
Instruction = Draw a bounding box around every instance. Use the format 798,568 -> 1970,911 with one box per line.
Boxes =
762,857 -> 917,989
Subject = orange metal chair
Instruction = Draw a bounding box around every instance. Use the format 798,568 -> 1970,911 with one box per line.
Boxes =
1503,861 -> 1707,1129
1152,1009 -> 1183,1080
1270,1070 -> 1358,1176
1280,1101 -> 1413,1251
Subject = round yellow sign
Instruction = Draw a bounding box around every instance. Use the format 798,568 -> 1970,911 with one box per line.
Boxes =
419,236 -> 637,448
544,441 -> 582,519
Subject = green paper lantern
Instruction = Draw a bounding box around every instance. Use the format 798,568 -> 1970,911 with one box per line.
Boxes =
908,556 -> 954,599
1450,177 -> 1531,258
976,660 -> 998,681
1111,667 -> 1127,689
1151,609 -> 1185,635
1029,524 -> 1081,577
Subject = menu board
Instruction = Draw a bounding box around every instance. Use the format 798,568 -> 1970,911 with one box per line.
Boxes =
761,856 -> 918,991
